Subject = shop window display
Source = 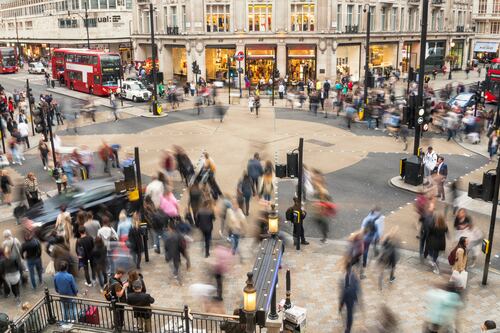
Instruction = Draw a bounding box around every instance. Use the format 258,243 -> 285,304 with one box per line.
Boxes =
246,47 -> 275,84
206,4 -> 230,33
290,3 -> 315,32
287,46 -> 316,82
172,47 -> 187,79
205,48 -> 235,81
369,44 -> 397,77
248,2 -> 272,32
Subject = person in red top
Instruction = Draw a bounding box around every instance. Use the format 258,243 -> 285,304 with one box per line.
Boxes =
7,97 -> 14,115
98,141 -> 113,174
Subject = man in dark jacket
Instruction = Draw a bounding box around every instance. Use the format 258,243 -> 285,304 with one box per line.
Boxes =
76,227 -> 95,287
286,197 -> 309,250
339,263 -> 361,333
21,233 -> 43,289
247,153 -> 263,196
164,222 -> 183,281
127,280 -> 155,332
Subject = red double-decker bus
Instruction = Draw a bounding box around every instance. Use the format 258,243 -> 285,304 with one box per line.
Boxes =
485,58 -> 500,103
52,48 -> 121,96
0,47 -> 18,74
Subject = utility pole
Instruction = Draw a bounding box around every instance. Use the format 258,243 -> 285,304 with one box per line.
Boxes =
363,6 -> 371,109
228,54 -> 231,105
84,2 -> 90,49
482,155 -> 499,285
0,119 -> 5,154
149,3 -> 159,115
406,43 -> 411,95
272,57 -> 276,106
26,79 -> 35,136
413,0 -> 429,156
238,59 -> 242,98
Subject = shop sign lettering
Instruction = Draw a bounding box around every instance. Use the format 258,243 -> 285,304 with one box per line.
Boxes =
97,15 -> 121,23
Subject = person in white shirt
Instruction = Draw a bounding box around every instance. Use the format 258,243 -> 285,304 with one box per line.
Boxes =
17,121 -> 30,149
145,174 -> 165,209
423,146 -> 437,185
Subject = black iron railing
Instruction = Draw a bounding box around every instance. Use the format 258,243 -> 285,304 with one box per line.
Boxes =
5,289 -> 249,333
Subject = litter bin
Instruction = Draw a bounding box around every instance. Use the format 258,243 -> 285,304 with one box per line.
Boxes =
404,156 -> 423,186
287,151 -> 298,178
50,79 -> 55,88
482,169 -> 496,201
468,182 -> 483,199
400,158 -> 407,178
276,164 -> 287,178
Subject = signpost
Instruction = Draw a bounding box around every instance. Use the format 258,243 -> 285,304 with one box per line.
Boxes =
235,51 -> 244,98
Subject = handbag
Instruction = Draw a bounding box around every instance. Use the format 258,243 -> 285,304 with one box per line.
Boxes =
45,260 -> 55,275
450,270 -> 468,289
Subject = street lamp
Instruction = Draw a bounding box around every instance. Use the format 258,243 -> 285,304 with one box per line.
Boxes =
243,272 -> 256,333
68,2 -> 90,49
448,41 -> 455,81
268,204 -> 279,235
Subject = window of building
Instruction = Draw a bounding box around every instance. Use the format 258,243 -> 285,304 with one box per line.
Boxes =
478,0 -> 487,14
182,5 -> 186,31
58,18 -> 78,28
7,22 -> 14,30
108,0 -> 116,9
346,5 -> 353,28
206,4 -> 230,32
170,5 -> 177,27
408,8 -> 414,31
71,0 -> 79,10
381,7 -> 386,31
100,0 -> 107,9
431,10 -> 436,31
144,10 -> 150,33
494,0 -> 500,14
291,3 -> 315,32
163,6 -> 168,31
25,21 -> 32,29
369,6 -> 375,31
400,7 -> 405,31
90,0 -> 98,9
248,1 -> 272,32
477,21 -> 488,33
85,18 -> 97,27
357,5 -> 362,28
391,7 -> 397,31
438,10 -> 444,31
336,4 -> 341,32
126,0 -> 132,9
491,21 -> 500,34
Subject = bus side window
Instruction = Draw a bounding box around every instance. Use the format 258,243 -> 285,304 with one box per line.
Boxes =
91,56 -> 98,65
94,75 -> 101,84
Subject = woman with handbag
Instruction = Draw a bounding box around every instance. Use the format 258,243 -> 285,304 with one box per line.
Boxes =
24,173 -> 41,208
1,246 -> 23,305
450,236 -> 468,289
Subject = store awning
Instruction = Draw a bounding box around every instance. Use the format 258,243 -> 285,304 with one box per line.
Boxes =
474,42 -> 499,53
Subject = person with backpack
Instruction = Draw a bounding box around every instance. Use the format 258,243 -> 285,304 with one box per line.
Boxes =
360,207 -> 384,278
20,233 -> 43,290
104,268 -> 128,330
286,197 -> 309,250
76,227 -> 94,287
449,237 -> 468,288
428,215 -> 448,275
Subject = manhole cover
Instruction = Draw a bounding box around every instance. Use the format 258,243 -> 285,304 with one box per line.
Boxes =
305,139 -> 334,147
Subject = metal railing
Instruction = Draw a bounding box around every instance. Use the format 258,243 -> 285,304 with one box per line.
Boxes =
6,289 -> 249,333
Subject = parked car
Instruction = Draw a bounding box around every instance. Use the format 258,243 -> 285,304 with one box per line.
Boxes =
25,179 -> 130,240
447,92 -> 476,112
28,62 -> 46,74
121,80 -> 152,102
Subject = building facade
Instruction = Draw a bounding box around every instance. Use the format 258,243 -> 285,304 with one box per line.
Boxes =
472,0 -> 500,61
132,0 -> 473,84
0,0 -> 133,62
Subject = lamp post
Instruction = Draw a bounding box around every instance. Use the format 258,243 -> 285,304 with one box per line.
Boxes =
149,3 -> 159,116
413,0 -> 429,156
243,272 -> 256,333
68,2 -> 90,49
482,151 -> 499,285
363,6 -> 371,109
448,41 -> 455,81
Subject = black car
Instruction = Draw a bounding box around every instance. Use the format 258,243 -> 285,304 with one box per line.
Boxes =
25,178 -> 130,240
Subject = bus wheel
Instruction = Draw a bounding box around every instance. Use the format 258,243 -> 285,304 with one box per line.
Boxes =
89,87 -> 94,95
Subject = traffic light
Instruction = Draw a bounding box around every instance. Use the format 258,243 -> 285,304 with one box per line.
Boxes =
274,68 -> 280,79
191,61 -> 200,75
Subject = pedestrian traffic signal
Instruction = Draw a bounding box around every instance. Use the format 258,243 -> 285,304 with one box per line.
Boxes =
191,61 -> 201,75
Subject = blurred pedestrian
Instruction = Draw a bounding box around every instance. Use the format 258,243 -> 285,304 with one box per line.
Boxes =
481,320 -> 497,331
432,156 -> 448,201
338,260 -> 361,333
423,283 -> 462,332
377,229 -> 399,289
360,206 -> 384,278
91,236 -> 107,290
20,233 -> 43,290
0,246 -> 23,305
76,226 -> 94,287
212,245 -> 232,301
247,153 -> 263,196
237,171 -> 253,216
84,211 -> 101,240
38,140 -> 49,170
164,222 -> 182,282
128,212 -> 144,270
0,169 -> 13,206
197,200 -> 215,258
226,200 -> 246,256
427,215 -> 448,275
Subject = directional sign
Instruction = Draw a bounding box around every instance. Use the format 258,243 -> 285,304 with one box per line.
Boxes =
417,117 -> 424,125
235,51 -> 244,62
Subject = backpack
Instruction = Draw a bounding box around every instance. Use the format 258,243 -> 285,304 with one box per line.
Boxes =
365,216 -> 378,236
448,246 -> 459,266
102,277 -> 119,301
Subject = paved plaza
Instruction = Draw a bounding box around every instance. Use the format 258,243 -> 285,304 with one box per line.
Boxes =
0,70 -> 499,331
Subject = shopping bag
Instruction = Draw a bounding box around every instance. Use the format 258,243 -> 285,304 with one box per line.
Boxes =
79,306 -> 99,325
450,270 -> 468,289
45,260 -> 55,276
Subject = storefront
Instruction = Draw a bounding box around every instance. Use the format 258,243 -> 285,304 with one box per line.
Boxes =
22,43 -> 51,60
473,41 -> 499,63
450,39 -> 465,69
245,44 -> 276,84
369,43 -> 398,77
172,46 -> 187,80
118,43 -> 132,64
425,40 -> 445,72
205,46 -> 236,82
286,44 -> 316,82
336,44 -> 361,82
401,42 -> 419,73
